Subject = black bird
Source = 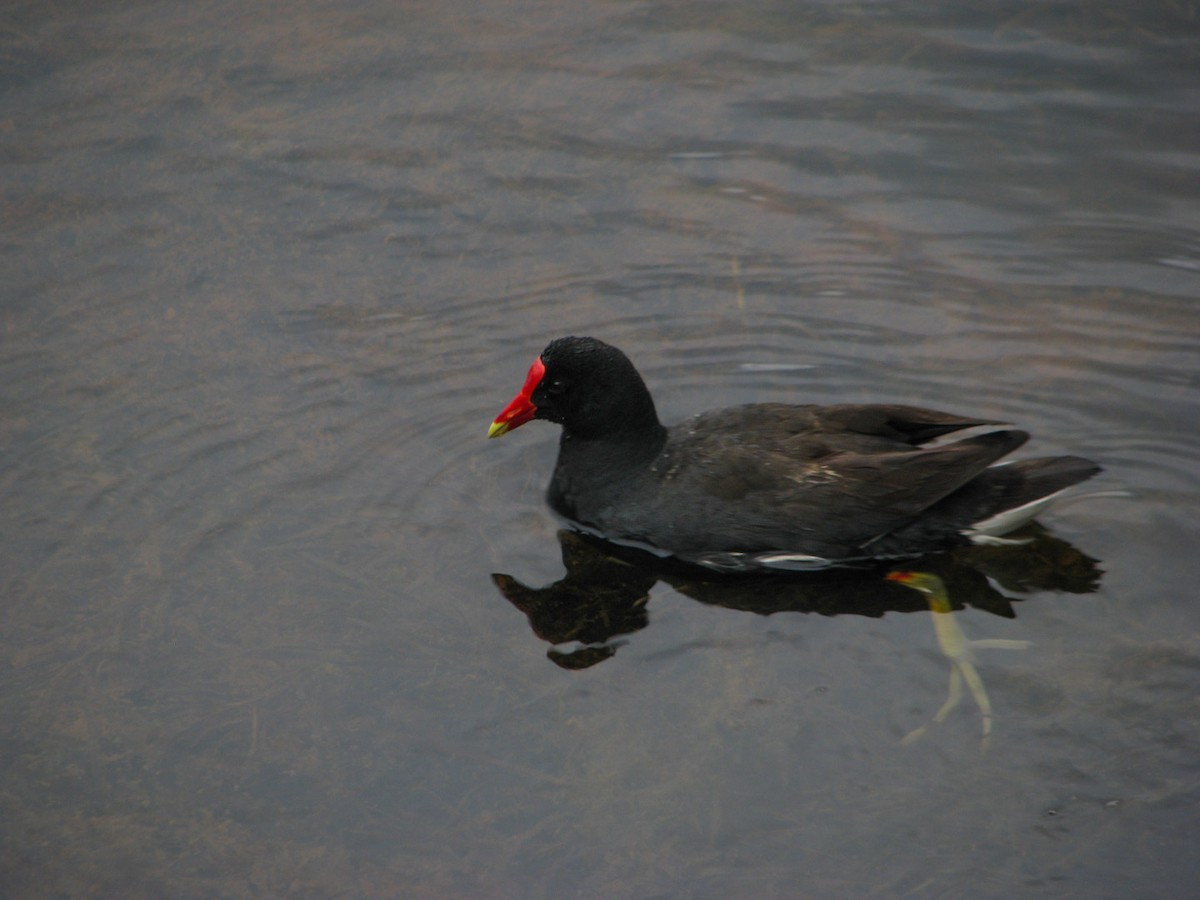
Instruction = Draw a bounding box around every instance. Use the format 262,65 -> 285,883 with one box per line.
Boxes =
489,336 -> 1100,572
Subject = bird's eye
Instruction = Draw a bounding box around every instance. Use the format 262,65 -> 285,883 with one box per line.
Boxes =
546,378 -> 567,396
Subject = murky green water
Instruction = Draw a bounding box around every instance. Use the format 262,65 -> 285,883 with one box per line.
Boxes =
3,1 -> 1198,896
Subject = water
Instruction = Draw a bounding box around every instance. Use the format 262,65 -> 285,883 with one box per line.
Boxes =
3,1 -> 1198,896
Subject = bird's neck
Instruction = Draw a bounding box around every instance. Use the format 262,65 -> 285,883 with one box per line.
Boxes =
547,423 -> 667,522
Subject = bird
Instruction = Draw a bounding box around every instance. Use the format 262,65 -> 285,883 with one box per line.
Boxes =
488,336 -> 1100,572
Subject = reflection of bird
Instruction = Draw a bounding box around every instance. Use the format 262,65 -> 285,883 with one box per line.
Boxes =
492,530 -> 1100,671
887,570 -> 1032,750
489,336 -> 1100,572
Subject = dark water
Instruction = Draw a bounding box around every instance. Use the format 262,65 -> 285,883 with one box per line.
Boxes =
3,1 -> 1199,896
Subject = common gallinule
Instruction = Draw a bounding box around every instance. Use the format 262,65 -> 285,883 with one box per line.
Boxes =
489,336 -> 1100,571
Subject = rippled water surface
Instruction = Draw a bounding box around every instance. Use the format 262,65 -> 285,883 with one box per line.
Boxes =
3,1 -> 1199,896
